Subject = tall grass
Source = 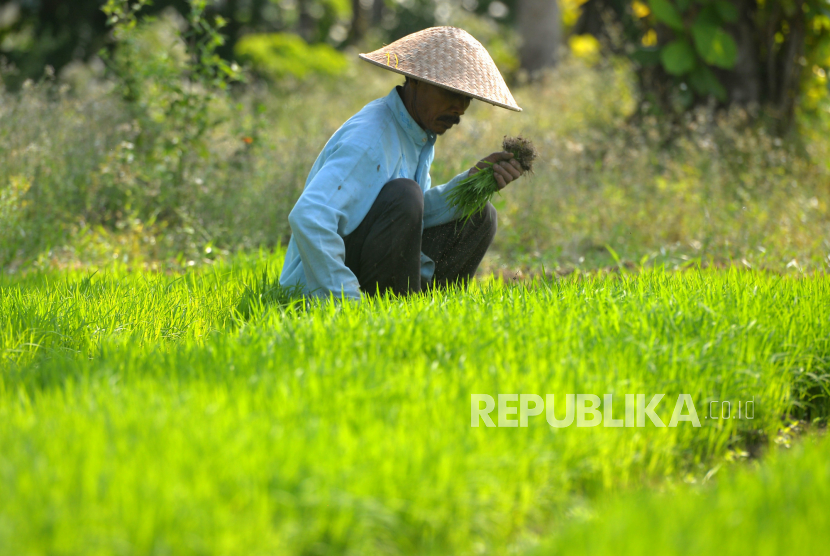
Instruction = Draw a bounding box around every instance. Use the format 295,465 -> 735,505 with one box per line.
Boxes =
1,256 -> 828,554
2,55 -> 829,272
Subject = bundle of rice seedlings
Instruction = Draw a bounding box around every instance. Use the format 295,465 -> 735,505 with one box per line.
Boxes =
447,135 -> 537,224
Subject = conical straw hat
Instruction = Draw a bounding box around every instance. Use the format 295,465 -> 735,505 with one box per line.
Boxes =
359,26 -> 521,112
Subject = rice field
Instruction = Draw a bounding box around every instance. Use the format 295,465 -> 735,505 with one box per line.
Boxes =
532,432 -> 830,555
1,252 -> 828,555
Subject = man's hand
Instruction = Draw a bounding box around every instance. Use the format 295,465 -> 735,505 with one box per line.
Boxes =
468,151 -> 524,190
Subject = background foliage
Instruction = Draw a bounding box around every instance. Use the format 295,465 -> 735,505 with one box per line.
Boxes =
2,0 -> 829,119
573,0 -> 830,130
0,0 -> 829,273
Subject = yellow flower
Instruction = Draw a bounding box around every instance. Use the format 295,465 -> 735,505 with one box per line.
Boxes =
569,34 -> 602,66
632,1 -> 651,18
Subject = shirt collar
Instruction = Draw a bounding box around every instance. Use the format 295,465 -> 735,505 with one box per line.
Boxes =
386,87 -> 436,148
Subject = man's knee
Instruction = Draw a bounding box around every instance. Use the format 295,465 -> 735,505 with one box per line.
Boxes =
475,202 -> 497,236
377,178 -> 423,223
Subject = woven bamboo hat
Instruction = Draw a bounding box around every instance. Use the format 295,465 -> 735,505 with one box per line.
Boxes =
359,26 -> 521,112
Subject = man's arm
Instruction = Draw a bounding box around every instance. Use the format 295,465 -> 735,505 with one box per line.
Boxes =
288,143 -> 384,301
288,198 -> 362,301
423,171 -> 469,228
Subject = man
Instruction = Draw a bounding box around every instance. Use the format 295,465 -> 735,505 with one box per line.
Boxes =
280,26 -> 525,300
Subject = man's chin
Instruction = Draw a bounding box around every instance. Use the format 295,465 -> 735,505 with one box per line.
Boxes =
434,122 -> 456,135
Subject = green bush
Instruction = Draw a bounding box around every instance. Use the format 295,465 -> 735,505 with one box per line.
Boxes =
98,0 -> 242,227
234,32 -> 349,82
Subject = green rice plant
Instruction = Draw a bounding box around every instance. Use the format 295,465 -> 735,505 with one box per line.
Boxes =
447,135 -> 537,224
529,434 -> 830,555
447,159 -> 498,224
1,258 -> 829,555
234,265 -> 305,319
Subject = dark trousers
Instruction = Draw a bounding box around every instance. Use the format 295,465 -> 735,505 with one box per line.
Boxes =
344,178 -> 497,296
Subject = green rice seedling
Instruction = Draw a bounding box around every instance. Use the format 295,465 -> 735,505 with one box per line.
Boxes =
530,435 -> 830,555
447,135 -> 537,224
446,159 -> 496,224
235,266 -> 306,319
1,258 -> 829,555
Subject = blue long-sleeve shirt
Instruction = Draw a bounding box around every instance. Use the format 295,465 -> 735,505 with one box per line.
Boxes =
280,87 -> 468,300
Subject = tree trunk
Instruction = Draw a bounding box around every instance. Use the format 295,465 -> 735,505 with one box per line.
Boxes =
297,0 -> 316,42
719,0 -> 761,106
518,0 -> 562,75
775,0 -> 805,131
347,0 -> 369,45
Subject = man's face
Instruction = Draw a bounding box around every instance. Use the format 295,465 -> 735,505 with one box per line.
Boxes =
411,80 -> 472,135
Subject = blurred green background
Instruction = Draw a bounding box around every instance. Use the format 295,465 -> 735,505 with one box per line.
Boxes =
1,0 -> 829,274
